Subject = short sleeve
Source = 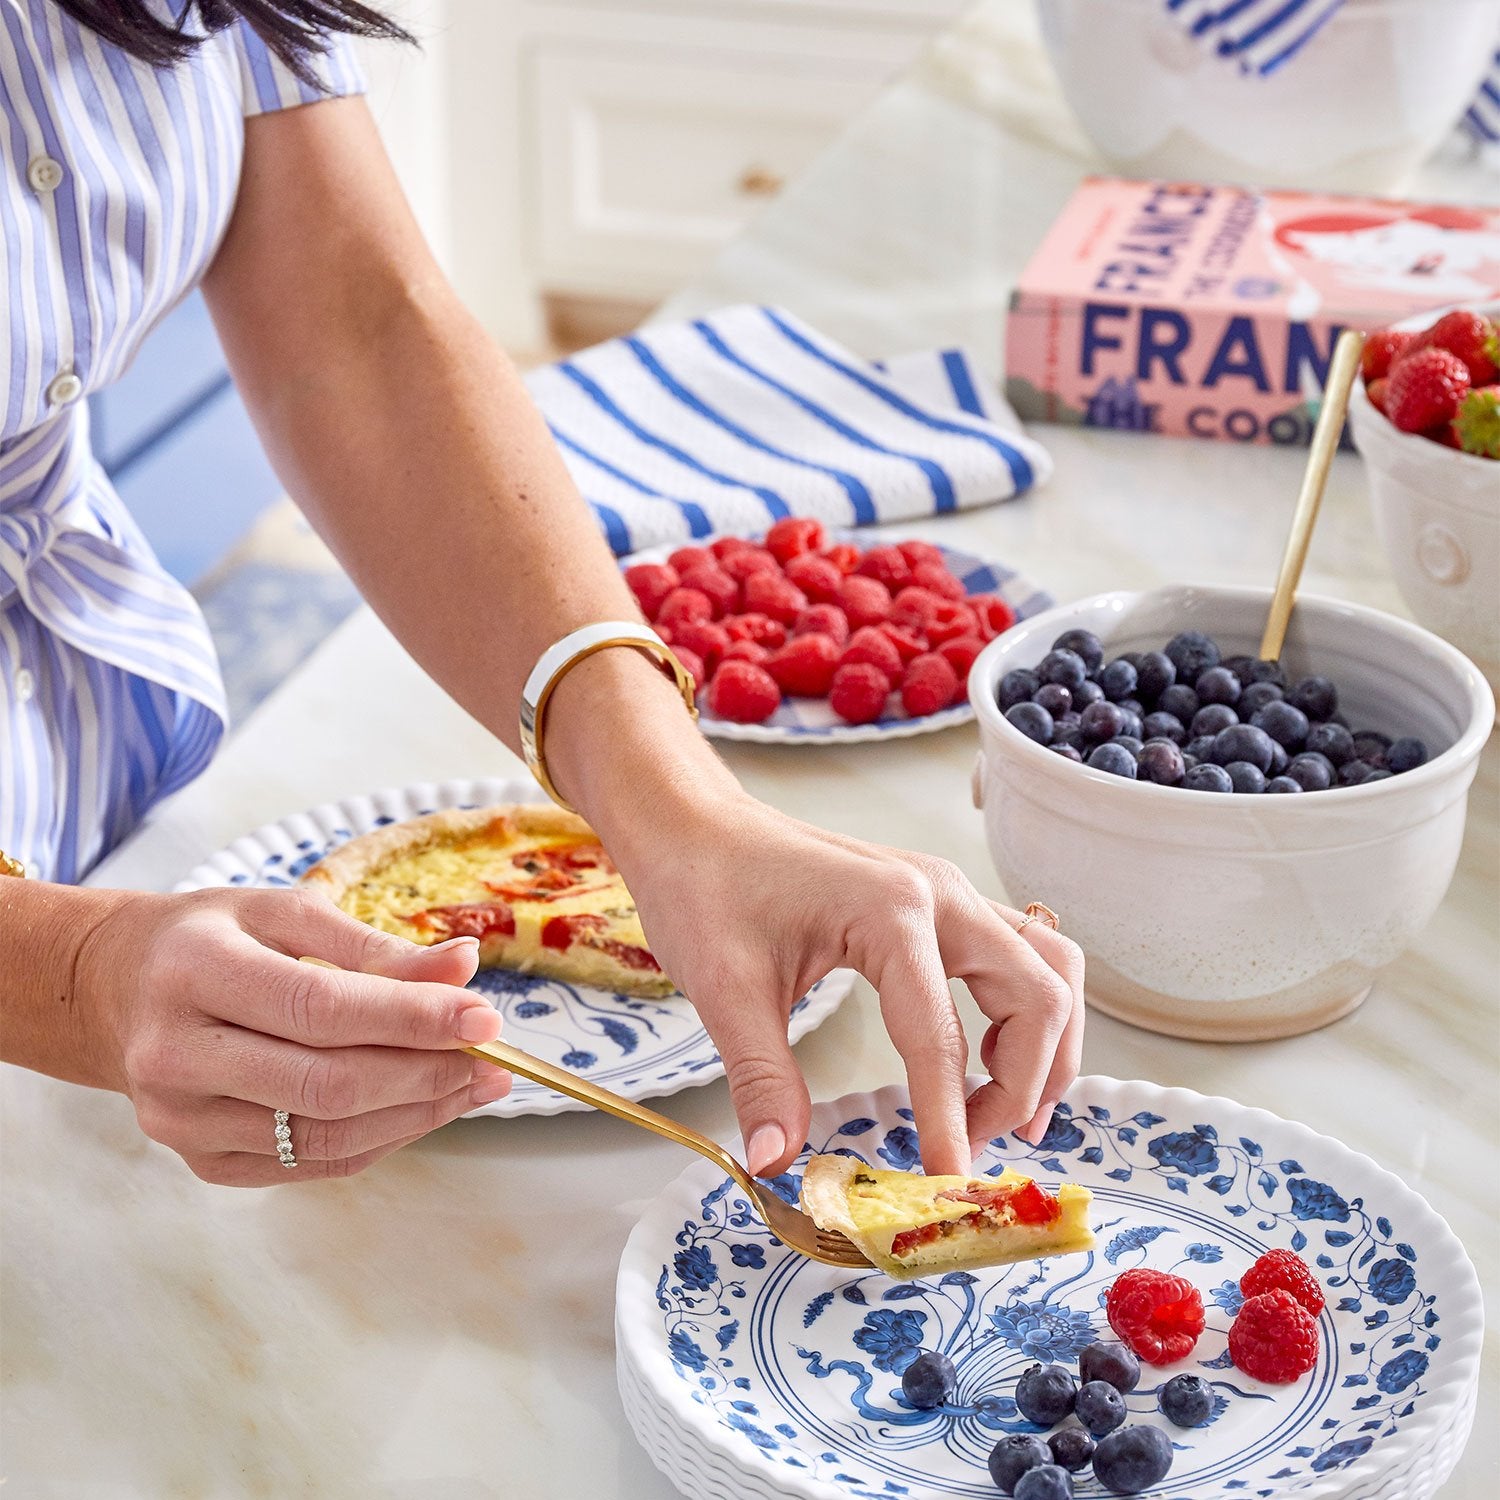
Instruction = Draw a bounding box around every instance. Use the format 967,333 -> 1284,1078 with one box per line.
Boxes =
230,24 -> 367,117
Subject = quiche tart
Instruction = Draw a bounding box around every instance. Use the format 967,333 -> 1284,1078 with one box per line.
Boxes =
299,804 -> 674,998
800,1155 -> 1095,1280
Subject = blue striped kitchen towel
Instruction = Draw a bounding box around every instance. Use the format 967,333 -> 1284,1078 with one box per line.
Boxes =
1465,48 -> 1500,144
524,305 -> 1051,557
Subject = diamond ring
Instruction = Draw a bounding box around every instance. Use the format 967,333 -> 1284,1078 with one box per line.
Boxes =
273,1109 -> 298,1169
1015,901 -> 1061,934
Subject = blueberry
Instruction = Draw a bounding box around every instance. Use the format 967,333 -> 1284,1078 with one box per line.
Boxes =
1016,1363 -> 1078,1426
900,1349 -> 956,1409
1362,768 -> 1394,783
1138,739 -> 1185,785
1238,681 -> 1285,717
999,669 -> 1042,711
1287,675 -> 1337,721
1006,702 -> 1055,745
1099,658 -> 1139,702
1221,653 -> 1257,681
1074,1380 -> 1126,1437
1092,1425 -> 1173,1493
1305,721 -> 1355,767
1014,1466 -> 1075,1500
1110,735 -> 1144,757
1164,630 -> 1221,682
1251,700 -> 1310,751
1183,762 -> 1234,793
1117,652 -> 1143,671
1048,1427 -> 1096,1472
1157,683 -> 1199,724
1159,1373 -> 1213,1428
1225,761 -> 1266,794
1087,743 -> 1138,779
1286,752 -> 1334,792
1191,704 -> 1239,739
1267,740 -> 1290,777
1338,757 -> 1374,786
1388,737 -> 1429,773
1033,683 -> 1073,718
1051,715 -> 1085,751
1244,658 -> 1287,688
1038,649 -> 1089,692
988,1434 -> 1053,1495
1116,695 -> 1147,719
1049,743 -> 1083,762
1080,701 -> 1128,743
1210,723 -> 1276,773
1181,754 -> 1199,771
1195,666 -> 1241,706
1118,711 -> 1145,741
1265,776 -> 1303,793
1072,679 -> 1105,711
1142,711 -> 1186,746
1351,731 -> 1392,763
1051,629 -> 1105,674
1133,651 -> 1176,704
1183,734 -> 1216,764
1080,1341 -> 1141,1394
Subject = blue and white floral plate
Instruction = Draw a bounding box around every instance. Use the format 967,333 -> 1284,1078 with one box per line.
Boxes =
615,1078 -> 1480,1500
175,777 -> 856,1119
619,533 -> 1053,745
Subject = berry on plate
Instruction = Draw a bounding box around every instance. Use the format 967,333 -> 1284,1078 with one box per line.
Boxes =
792,603 -> 851,645
1386,347 -> 1472,434
656,586 -> 714,629
1015,1363 -> 1078,1426
724,612 -> 787,650
671,646 -> 705,693
899,1349 -> 955,1410
671,621 -> 730,670
927,599 -> 980,647
1014,1465 -> 1075,1500
677,563 -> 739,618
890,585 -> 943,635
1047,1427 -> 1095,1472
764,515 -> 826,565
856,544 -> 913,591
706,660 -> 781,723
742,569 -> 808,626
901,652 -> 960,716
1454,385 -> 1500,458
720,546 -> 781,584
897,538 -> 945,569
988,1434 -> 1052,1495
1091,1425 -> 1173,1494
766,633 -> 840,697
879,623 -> 929,665
783,551 -> 844,603
720,639 -> 769,668
1229,1288 -> 1320,1384
838,574 -> 893,630
1105,1268 -> 1205,1365
1240,1248 -> 1325,1316
1158,1372 -> 1213,1428
841,625 -> 905,687
822,541 -> 861,575
1074,1379 -> 1126,1437
937,634 -> 985,680
1078,1340 -> 1141,1394
624,562 -> 679,620
667,545 -> 711,575
911,559 -> 966,600
828,662 -> 891,724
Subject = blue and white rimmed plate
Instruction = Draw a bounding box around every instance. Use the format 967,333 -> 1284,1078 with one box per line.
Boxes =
615,1077 -> 1480,1500
175,776 -> 855,1119
619,532 -> 1053,744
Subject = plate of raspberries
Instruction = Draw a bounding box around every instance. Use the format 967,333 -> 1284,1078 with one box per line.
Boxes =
621,520 -> 1053,743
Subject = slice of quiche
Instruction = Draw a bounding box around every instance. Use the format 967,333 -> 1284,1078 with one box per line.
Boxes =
801,1155 -> 1095,1280
299,804 -> 674,998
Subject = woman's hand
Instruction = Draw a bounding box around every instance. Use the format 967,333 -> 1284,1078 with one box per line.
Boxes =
73,888 -> 509,1185
610,789 -> 1085,1181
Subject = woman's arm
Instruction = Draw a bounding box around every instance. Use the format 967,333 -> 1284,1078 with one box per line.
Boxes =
199,97 -> 1083,1177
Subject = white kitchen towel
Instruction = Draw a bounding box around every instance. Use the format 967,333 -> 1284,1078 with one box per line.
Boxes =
524,305 -> 1051,556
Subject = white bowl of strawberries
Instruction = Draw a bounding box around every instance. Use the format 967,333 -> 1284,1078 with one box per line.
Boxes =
1351,304 -> 1500,685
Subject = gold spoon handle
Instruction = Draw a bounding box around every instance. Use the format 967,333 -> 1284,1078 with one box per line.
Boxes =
1258,328 -> 1365,663
464,1037 -> 756,1194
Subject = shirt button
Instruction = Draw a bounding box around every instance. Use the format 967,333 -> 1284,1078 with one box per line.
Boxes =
46,370 -> 83,406
27,155 -> 64,193
14,669 -> 35,703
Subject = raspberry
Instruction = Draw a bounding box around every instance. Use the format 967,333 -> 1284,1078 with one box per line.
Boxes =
822,543 -> 860,575
783,552 -> 844,603
667,545 -> 712,575
721,547 -> 782,584
1105,1269 -> 1205,1366
623,562 -> 680,621
721,639 -> 769,667
838,575 -> 892,630
856,544 -> 913,591
890,585 -> 942,635
724,612 -> 787,650
1361,328 -> 1412,384
927,599 -> 980,647
656,587 -> 713,629
710,536 -> 754,563
878,623 -> 927,664
792,603 -> 850,645
937,634 -> 985,681
912,560 -> 965,601
1454,385 -> 1500,459
677,564 -> 738,619
765,516 -> 826,565
1365,376 -> 1390,415
671,646 -> 705,693
901,652 -> 960,716
1240,1249 -> 1325,1316
706,660 -> 781,723
1228,1289 -> 1319,1384
766,633 -> 840,696
742,570 -> 808,626
969,594 -> 1017,640
1412,309 -> 1499,387
840,625 -> 904,687
896,538 -> 945,570
670,620 -> 730,671
828,662 -> 890,724
1386,347 -> 1471,434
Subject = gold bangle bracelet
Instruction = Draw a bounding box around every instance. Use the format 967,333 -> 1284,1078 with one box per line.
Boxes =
519,622 -> 699,813
0,851 -> 26,878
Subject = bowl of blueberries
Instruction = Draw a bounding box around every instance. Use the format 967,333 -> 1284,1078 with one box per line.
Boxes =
970,584 -> 1494,1041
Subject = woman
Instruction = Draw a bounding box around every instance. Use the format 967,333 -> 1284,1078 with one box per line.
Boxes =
0,1 -> 1083,1188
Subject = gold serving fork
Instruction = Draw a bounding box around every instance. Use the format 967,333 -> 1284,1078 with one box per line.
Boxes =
464,1036 -> 870,1270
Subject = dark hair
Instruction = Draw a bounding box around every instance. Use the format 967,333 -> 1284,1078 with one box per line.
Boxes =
53,2 -> 414,86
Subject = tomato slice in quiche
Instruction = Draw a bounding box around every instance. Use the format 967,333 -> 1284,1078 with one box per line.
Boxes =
299,804 -> 674,998
800,1155 -> 1095,1280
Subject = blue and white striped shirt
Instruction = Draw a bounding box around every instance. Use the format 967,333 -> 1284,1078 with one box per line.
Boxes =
0,2 -> 362,882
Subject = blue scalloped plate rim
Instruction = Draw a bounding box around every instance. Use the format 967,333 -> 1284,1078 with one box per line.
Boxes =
615,1077 -> 1480,1499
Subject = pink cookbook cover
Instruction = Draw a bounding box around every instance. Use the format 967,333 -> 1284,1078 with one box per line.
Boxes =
1005,178 -> 1500,444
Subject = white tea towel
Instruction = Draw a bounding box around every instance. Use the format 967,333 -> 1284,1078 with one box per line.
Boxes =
524,305 -> 1051,556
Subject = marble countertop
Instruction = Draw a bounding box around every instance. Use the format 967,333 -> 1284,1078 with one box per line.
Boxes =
4,3 -> 1495,1495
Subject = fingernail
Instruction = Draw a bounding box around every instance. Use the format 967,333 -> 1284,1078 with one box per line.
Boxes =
469,1073 -> 510,1106
457,1006 -> 502,1043
429,936 -> 480,954
746,1124 -> 786,1178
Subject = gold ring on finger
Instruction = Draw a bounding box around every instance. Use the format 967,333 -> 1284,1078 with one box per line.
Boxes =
1015,901 -> 1060,934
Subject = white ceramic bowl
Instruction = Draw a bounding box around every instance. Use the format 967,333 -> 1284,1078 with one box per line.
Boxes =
1350,301 -> 1500,689
970,585 -> 1494,1041
1036,0 -> 1500,194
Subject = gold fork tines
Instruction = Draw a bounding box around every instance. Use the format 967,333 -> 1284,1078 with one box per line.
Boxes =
464,1037 -> 871,1270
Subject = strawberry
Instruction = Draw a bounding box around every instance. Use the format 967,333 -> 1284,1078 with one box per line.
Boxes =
1365,377 -> 1389,416
1361,328 -> 1412,384
1411,310 -> 1499,387
1385,348 -> 1471,434
1453,386 -> 1500,459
